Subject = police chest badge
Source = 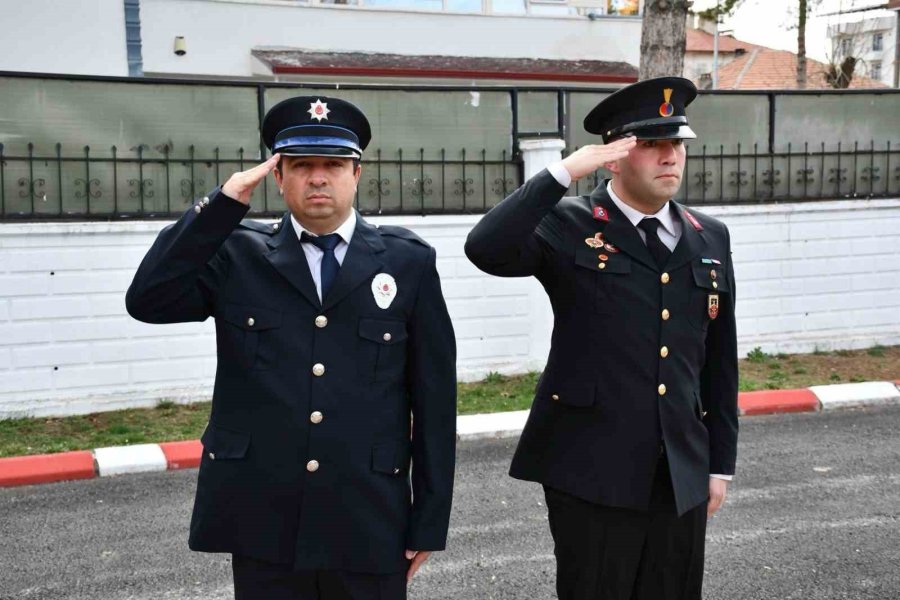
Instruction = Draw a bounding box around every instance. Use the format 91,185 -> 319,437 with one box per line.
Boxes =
372,273 -> 397,309
708,294 -> 720,320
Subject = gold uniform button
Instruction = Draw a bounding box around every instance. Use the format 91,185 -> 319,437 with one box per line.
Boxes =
312,363 -> 325,376
306,460 -> 319,473
598,263 -> 607,270
660,346 -> 669,358
658,384 -> 667,396
208,452 -> 215,460
246,317 -> 255,327
661,309 -> 671,320
712,281 -> 719,289
551,394 -> 560,401
194,205 -> 202,214
383,333 -> 392,342
202,196 -> 210,205
660,273 -> 670,284
315,315 -> 328,328
310,411 -> 323,424
710,269 -> 717,280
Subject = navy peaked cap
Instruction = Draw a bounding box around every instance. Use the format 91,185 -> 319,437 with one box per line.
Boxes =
262,96 -> 372,158
584,77 -> 698,143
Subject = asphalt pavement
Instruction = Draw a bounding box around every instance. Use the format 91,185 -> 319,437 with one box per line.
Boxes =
2,404 -> 899,600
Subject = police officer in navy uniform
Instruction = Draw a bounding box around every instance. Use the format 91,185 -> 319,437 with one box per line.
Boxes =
465,77 -> 738,600
126,96 -> 457,600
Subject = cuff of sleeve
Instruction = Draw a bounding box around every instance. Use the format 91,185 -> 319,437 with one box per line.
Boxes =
710,474 -> 733,481
547,161 -> 573,188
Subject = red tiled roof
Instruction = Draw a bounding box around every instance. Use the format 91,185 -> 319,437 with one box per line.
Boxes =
686,29 -> 758,53
252,49 -> 638,84
710,47 -> 889,89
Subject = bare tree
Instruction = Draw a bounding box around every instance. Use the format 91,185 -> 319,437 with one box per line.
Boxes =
797,0 -> 808,88
823,19 -> 876,89
639,0 -> 692,80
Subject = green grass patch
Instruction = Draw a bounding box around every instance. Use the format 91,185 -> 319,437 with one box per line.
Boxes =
746,346 -> 769,363
457,371 -> 539,415
867,345 -> 886,358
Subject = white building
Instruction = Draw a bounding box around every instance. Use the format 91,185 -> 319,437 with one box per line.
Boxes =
827,12 -> 898,87
0,0 -> 643,86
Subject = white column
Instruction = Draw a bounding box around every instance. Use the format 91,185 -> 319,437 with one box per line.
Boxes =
518,138 -> 566,181
517,138 -> 565,373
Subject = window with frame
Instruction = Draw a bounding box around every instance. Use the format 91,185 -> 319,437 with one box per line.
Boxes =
872,32 -> 883,52
839,36 -> 852,56
870,60 -> 882,80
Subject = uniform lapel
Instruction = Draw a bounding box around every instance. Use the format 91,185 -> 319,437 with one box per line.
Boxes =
588,182 -> 658,271
264,213 -> 322,309
321,213 -> 385,311
666,202 -> 707,271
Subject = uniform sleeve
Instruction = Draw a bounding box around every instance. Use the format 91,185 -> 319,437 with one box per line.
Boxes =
701,225 -> 739,476
125,188 -> 248,324
464,169 -> 568,277
405,247 -> 458,551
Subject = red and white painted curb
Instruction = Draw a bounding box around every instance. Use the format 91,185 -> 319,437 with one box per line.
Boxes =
2,381 -> 898,488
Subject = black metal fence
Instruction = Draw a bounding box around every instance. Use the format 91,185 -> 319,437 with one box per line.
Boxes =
566,140 -> 900,204
0,143 -> 520,219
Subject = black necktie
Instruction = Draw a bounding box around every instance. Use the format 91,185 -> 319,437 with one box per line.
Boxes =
301,232 -> 342,299
637,218 -> 671,269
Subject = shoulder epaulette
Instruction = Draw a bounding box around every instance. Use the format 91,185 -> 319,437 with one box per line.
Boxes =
238,218 -> 278,235
377,225 -> 429,247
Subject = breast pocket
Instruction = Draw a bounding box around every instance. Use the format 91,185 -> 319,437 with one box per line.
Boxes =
688,264 -> 731,332
357,317 -> 408,383
574,247 -> 631,314
218,303 -> 282,370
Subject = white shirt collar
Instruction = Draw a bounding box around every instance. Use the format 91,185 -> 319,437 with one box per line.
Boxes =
607,181 -> 677,238
290,210 -> 357,246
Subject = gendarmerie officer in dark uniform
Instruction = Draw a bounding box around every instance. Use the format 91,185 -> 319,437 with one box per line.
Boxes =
465,77 -> 738,600
126,96 -> 457,600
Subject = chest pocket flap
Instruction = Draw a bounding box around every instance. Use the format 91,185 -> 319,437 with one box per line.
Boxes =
691,264 -> 731,292
220,303 -> 282,330
574,246 -> 631,274
359,318 -> 408,345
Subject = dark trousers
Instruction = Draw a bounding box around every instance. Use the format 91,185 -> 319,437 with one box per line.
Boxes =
232,555 -> 407,600
543,456 -> 707,600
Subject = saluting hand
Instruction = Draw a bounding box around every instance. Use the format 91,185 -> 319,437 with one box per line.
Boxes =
221,153 -> 281,206
405,549 -> 432,583
560,135 -> 637,182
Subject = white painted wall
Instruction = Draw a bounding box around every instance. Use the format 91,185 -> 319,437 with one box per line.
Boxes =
139,0 -> 641,78
0,0 -> 129,76
2,196 -> 899,419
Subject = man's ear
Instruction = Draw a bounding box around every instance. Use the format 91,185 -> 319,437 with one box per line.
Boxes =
604,160 -> 621,175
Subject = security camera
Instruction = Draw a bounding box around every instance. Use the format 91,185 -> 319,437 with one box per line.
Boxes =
174,36 -> 186,56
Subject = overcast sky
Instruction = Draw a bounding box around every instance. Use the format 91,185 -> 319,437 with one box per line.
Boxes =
690,0 -> 896,62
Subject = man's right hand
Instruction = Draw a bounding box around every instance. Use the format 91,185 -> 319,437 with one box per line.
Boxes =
560,136 -> 637,182
221,154 -> 281,206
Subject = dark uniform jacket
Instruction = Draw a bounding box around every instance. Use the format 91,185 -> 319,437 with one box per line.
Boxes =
126,188 -> 456,573
465,170 -> 738,516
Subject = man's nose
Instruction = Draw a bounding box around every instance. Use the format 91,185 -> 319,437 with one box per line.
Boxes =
660,144 -> 677,165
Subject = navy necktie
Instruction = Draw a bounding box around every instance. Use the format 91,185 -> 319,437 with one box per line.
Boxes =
637,218 -> 671,269
301,232 -> 342,299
